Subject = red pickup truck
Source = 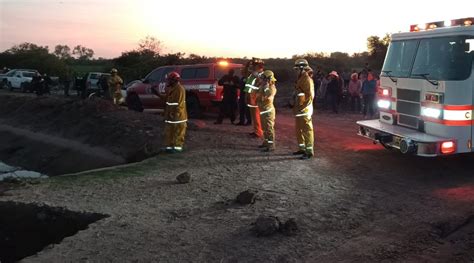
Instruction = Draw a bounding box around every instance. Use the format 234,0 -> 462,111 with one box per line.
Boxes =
126,62 -> 243,117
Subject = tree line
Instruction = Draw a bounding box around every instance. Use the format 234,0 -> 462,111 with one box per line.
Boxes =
0,35 -> 390,83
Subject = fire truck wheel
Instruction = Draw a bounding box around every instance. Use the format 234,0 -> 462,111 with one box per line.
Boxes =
186,95 -> 201,119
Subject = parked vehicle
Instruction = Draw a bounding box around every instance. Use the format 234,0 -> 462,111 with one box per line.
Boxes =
84,72 -> 110,94
0,69 -> 39,91
126,61 -> 243,117
357,17 -> 474,156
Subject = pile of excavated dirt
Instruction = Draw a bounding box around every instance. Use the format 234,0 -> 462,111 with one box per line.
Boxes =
0,94 -> 173,175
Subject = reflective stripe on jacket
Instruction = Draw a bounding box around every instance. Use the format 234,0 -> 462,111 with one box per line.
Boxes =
258,83 -> 276,114
293,72 -> 314,117
164,83 -> 187,123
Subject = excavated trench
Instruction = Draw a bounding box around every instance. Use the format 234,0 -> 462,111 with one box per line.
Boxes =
0,93 -> 165,176
0,201 -> 108,263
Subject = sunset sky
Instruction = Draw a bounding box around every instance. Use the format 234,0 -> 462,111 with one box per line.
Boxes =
0,0 -> 473,58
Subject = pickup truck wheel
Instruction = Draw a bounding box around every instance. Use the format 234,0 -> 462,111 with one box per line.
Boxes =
186,95 -> 201,119
126,93 -> 144,112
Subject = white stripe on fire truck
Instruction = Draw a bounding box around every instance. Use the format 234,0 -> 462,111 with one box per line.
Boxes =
443,110 -> 472,121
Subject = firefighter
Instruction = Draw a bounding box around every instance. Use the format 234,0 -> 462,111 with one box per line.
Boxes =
32,72 -> 44,96
108,68 -> 123,105
98,74 -> 109,98
244,58 -> 264,138
152,72 -> 187,153
293,59 -> 315,160
257,70 -> 277,152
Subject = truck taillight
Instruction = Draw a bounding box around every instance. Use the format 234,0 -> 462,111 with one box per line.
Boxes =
441,141 -> 456,154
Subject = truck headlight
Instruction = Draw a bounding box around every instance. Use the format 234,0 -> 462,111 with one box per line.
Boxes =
421,107 -> 442,119
377,99 -> 391,109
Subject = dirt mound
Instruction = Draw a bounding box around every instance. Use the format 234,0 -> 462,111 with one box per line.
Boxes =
0,94 -> 167,174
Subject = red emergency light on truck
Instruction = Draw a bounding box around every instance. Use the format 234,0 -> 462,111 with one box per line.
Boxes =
126,61 -> 243,117
357,17 -> 474,156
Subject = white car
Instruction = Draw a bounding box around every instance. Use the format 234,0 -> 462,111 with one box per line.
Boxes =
1,69 -> 39,91
85,72 -> 110,92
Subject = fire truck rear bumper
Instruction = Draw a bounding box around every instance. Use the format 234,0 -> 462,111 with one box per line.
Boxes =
357,120 -> 452,157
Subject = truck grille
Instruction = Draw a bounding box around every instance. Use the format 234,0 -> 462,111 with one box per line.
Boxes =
396,89 -> 420,129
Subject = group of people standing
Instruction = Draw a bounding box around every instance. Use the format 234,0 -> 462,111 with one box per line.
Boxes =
145,58 -> 384,159
316,66 -> 379,119
214,58 -> 315,159
31,72 -> 52,96
348,70 -> 378,119
73,68 -> 124,105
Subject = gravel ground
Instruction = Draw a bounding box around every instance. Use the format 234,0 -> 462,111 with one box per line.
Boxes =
1,106 -> 473,262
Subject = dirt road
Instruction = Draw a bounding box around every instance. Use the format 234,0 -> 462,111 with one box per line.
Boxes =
1,106 -> 473,262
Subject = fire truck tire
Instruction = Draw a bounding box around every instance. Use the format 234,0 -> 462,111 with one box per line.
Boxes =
186,95 -> 201,119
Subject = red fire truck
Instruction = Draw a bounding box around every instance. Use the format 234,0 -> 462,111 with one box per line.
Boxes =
358,17 -> 474,156
126,61 -> 243,117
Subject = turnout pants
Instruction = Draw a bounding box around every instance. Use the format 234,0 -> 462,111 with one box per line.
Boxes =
246,94 -> 263,137
113,90 -> 123,105
164,122 -> 187,151
295,115 -> 314,155
261,109 -> 276,149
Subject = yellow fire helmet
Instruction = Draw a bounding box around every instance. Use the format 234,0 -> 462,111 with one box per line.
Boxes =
110,68 -> 118,74
261,70 -> 277,82
294,58 -> 309,69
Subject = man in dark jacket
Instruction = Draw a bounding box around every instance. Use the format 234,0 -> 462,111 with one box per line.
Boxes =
32,72 -> 44,96
98,74 -> 109,98
215,69 -> 240,124
326,71 -> 340,113
43,74 -> 52,94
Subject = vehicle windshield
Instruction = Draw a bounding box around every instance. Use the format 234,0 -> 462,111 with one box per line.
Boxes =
89,73 -> 101,79
216,67 -> 242,80
382,36 -> 474,81
23,72 -> 35,78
